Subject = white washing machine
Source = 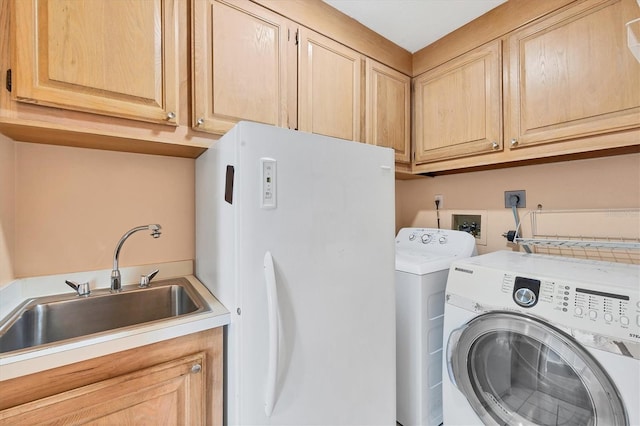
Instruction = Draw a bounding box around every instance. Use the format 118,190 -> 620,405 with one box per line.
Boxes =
395,227 -> 477,426
443,251 -> 640,426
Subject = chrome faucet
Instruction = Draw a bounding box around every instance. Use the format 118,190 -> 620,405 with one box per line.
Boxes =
110,224 -> 162,292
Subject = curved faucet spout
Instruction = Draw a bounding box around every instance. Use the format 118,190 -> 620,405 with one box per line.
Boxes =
111,224 -> 162,292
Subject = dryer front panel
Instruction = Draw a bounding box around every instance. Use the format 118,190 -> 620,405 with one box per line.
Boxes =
447,311 -> 628,426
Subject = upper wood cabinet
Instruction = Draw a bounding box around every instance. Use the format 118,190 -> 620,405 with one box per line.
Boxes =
298,27 -> 364,142
365,58 -> 411,163
505,0 -> 640,150
12,0 -> 179,125
191,0 -> 297,135
413,40 -> 502,164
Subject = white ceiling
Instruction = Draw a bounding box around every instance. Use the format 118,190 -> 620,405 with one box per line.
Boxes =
323,0 -> 507,53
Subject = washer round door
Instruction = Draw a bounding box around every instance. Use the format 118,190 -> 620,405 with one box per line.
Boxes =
447,311 -> 628,426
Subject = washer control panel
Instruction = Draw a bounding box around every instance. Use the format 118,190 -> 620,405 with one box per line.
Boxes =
447,251 -> 640,344
396,227 -> 477,257
498,273 -> 639,342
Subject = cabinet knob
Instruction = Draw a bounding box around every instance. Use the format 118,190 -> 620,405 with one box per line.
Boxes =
491,141 -> 500,150
196,117 -> 205,126
510,138 -> 518,147
166,111 -> 176,120
191,364 -> 202,374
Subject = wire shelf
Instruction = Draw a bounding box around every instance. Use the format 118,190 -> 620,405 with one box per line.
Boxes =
513,209 -> 640,264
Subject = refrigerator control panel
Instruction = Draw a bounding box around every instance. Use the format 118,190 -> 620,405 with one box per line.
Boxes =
261,158 -> 277,209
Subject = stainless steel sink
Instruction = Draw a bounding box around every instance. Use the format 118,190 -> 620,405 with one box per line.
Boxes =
0,277 -> 211,354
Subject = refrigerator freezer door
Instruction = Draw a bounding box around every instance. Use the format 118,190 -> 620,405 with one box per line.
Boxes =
231,122 -> 396,425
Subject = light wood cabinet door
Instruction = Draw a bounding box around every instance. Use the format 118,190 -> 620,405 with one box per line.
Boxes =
0,353 -> 206,425
191,0 -> 297,135
505,0 -> 640,150
365,58 -> 411,163
413,40 -> 502,163
12,0 -> 179,125
298,27 -> 364,142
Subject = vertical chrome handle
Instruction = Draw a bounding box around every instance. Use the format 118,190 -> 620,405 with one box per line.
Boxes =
264,251 -> 280,417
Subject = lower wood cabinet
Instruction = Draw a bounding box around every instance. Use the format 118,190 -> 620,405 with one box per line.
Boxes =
0,328 -> 223,426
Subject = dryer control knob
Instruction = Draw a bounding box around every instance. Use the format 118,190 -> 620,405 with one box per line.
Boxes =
620,316 -> 630,326
409,233 -> 416,241
439,236 -> 447,244
421,234 -> 432,244
514,288 -> 536,307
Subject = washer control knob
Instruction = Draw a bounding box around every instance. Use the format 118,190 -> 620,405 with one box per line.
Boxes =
514,288 -> 536,307
589,310 -> 597,320
574,307 -> 583,316
439,236 -> 447,244
421,234 -> 432,244
408,233 -> 416,241
604,313 -> 613,322
620,316 -> 630,326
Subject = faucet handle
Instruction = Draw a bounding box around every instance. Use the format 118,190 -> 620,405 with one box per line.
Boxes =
65,280 -> 91,296
139,269 -> 159,288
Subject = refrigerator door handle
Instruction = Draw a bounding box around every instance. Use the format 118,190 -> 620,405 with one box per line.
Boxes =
264,251 -> 280,416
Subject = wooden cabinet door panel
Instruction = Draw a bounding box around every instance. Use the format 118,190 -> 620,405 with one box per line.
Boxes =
298,28 -> 363,142
13,0 -> 179,125
0,353 -> 206,425
414,40 -> 502,163
505,0 -> 640,149
191,0 -> 296,135
365,58 -> 411,162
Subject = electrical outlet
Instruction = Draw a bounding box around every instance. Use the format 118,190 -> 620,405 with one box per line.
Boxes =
505,190 -> 526,208
435,194 -> 444,209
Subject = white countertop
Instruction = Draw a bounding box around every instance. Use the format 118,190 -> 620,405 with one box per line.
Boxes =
0,261 -> 230,381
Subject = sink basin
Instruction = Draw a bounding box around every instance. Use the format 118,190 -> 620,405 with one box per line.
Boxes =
0,277 -> 211,354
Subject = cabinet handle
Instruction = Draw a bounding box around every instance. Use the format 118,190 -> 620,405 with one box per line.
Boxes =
510,138 -> 518,147
166,111 -> 176,120
196,117 -> 205,126
491,141 -> 500,150
191,364 -> 202,374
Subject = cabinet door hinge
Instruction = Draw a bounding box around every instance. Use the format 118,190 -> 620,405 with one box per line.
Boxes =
5,69 -> 11,92
295,29 -> 299,45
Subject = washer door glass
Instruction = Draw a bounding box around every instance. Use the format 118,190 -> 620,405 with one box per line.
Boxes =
448,312 -> 627,426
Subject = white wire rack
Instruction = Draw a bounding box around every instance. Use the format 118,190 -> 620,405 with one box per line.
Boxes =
512,209 -> 640,264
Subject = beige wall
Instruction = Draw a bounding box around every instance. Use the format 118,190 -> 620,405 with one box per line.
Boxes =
6,142 -> 195,278
0,134 -> 15,285
396,153 -> 640,254
3,140 -> 638,279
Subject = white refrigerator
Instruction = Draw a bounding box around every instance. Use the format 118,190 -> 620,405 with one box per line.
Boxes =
195,121 -> 396,425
